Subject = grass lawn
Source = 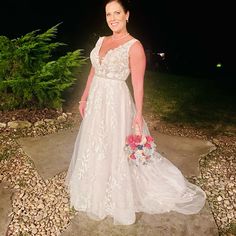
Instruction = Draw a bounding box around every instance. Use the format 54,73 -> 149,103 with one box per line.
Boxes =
65,65 -> 236,134
137,71 -> 236,131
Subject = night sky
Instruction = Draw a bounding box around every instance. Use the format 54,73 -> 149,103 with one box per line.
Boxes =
1,0 -> 235,78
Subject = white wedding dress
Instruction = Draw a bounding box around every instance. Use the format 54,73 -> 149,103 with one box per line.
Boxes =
65,36 -> 206,225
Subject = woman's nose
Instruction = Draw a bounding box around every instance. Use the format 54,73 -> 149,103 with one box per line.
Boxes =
111,14 -> 116,20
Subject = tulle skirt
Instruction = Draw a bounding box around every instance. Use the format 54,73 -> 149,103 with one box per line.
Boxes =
65,76 -> 206,225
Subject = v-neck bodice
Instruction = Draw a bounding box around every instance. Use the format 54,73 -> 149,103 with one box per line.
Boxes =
98,37 -> 136,65
90,36 -> 138,82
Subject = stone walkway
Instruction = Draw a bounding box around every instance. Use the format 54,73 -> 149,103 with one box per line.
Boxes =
0,125 -> 220,235
0,183 -> 14,236
0,70 -> 220,235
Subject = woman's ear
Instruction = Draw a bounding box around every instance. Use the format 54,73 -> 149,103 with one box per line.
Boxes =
126,11 -> 130,23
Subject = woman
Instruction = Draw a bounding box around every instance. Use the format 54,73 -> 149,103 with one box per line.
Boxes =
65,0 -> 206,225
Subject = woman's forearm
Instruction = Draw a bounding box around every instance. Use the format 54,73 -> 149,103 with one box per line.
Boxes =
132,81 -> 144,116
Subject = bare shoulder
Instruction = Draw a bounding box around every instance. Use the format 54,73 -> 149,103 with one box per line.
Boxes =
129,39 -> 145,57
100,35 -> 112,43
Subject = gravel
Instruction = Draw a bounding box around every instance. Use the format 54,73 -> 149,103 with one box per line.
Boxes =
146,113 -> 236,236
0,110 -> 77,236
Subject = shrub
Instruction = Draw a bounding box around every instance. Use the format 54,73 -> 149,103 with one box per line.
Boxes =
0,22 -> 87,110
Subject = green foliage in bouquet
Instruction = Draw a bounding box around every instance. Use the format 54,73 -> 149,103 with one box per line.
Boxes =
0,23 -> 87,110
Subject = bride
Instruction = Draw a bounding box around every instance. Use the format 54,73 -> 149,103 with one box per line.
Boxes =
65,0 -> 206,225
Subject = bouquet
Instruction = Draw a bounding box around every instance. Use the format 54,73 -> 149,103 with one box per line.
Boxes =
124,134 -> 158,166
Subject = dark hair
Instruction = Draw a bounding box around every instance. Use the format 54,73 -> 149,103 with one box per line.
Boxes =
104,0 -> 131,13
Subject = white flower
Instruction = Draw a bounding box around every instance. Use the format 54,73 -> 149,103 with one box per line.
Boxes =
143,147 -> 150,155
134,152 -> 143,159
140,135 -> 147,145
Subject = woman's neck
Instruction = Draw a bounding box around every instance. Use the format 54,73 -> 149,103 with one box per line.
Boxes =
112,31 -> 129,41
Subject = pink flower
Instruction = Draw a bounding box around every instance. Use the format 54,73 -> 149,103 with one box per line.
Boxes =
144,143 -> 151,148
146,135 -> 154,142
133,135 -> 142,144
130,143 -> 136,150
127,135 -> 134,144
130,153 -> 136,159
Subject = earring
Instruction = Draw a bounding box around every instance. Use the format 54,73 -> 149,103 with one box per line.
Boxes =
126,19 -> 129,23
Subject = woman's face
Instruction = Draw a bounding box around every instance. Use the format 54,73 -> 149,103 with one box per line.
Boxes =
105,1 -> 129,33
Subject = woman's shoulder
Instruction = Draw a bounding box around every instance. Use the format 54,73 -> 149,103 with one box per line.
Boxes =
128,37 -> 145,56
130,35 -> 142,44
129,37 -> 144,49
94,35 -> 110,46
97,34 -> 111,41
95,36 -> 105,44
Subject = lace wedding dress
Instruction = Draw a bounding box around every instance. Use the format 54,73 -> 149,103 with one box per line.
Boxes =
65,36 -> 206,225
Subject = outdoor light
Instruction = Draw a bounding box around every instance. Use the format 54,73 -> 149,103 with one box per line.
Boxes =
157,53 -> 165,60
158,53 -> 165,58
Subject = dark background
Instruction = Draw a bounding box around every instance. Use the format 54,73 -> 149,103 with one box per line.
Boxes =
0,0 -> 235,79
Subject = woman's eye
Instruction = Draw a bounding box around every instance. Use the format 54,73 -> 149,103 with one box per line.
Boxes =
115,11 -> 120,14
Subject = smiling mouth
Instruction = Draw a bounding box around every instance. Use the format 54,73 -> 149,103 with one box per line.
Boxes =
110,22 -> 119,26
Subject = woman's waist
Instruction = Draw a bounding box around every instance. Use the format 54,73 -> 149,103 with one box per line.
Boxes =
94,74 -> 127,82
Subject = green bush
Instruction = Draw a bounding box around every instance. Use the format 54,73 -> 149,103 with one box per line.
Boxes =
0,23 -> 87,110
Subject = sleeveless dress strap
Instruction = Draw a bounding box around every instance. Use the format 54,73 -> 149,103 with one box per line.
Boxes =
95,36 -> 104,47
125,38 -> 139,54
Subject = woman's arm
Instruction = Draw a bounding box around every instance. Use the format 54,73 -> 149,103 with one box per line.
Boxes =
80,66 -> 95,101
79,66 -> 95,118
129,40 -> 146,132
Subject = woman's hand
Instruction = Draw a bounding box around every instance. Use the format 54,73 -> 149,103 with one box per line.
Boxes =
132,114 -> 143,135
79,101 -> 87,118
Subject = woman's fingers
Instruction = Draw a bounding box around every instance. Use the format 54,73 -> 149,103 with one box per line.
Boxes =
79,104 -> 86,119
